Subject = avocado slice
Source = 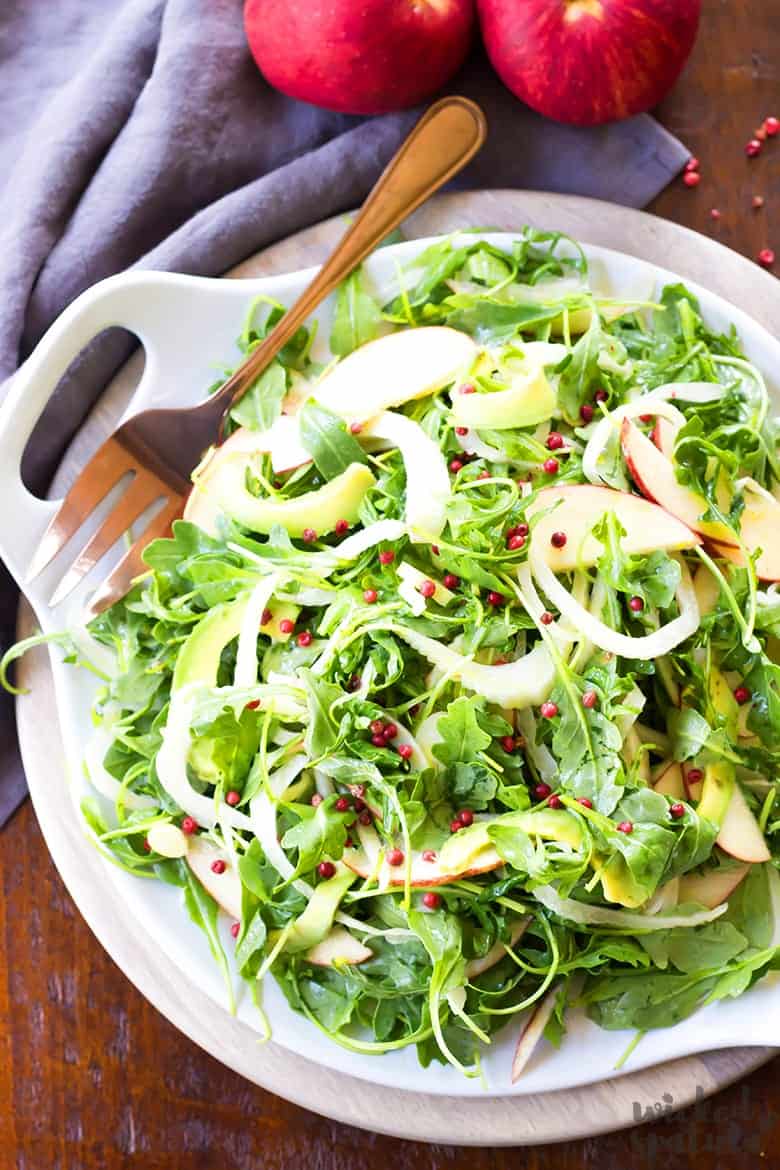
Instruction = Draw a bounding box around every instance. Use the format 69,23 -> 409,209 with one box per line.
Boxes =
451,362 -> 556,431
697,761 -> 736,828
707,665 -> 739,741
186,456 -> 375,539
284,862 -> 356,954
173,597 -> 247,691
597,854 -> 648,909
439,807 -> 584,873
261,601 -> 300,643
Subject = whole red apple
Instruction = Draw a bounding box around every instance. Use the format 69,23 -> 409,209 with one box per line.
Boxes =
477,0 -> 701,125
244,0 -> 475,115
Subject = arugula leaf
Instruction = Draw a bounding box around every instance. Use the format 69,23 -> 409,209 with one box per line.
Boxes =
189,705 -> 260,792
668,708 -> 738,764
744,654 -> 780,750
330,268 -> 382,357
550,681 -> 624,814
586,970 -> 718,1030
235,909 -> 268,976
640,920 -> 748,974
723,862 -> 776,949
557,314 -> 603,424
445,762 -> 498,811
594,513 -> 681,610
300,970 -> 357,1031
432,697 -> 491,767
280,796 -> 355,877
230,361 -> 287,431
298,401 -> 368,480
182,862 -> 234,1011
300,670 -> 345,759
443,298 -> 561,344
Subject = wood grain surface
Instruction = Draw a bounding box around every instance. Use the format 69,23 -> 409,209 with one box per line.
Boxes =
3,0 -> 780,1165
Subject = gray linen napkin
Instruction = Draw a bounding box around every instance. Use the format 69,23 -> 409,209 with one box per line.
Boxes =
0,0 -> 689,824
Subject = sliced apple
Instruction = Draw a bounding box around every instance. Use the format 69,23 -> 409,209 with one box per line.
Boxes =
646,877 -> 680,913
511,983 -> 560,1083
465,918 -> 530,979
313,326 -> 477,423
678,861 -> 750,909
653,761 -> 686,800
185,458 -> 375,539
526,483 -> 700,573
303,926 -> 373,967
706,483 -> 780,582
620,418 -> 736,546
215,417 -> 312,474
621,724 -> 650,784
651,414 -> 679,459
186,837 -> 243,920
692,563 -> 720,616
450,364 -> 556,431
715,782 -> 771,863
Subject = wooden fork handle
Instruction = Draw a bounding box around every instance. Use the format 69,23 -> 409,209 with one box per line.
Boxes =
210,96 -> 487,428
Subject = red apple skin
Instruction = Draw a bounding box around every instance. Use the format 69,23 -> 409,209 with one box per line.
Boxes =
243,0 -> 475,115
477,0 -> 701,126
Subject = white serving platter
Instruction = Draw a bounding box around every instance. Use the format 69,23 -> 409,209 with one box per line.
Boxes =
6,193 -> 780,1139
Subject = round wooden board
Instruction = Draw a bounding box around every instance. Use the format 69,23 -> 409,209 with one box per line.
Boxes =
16,191 -> 778,1146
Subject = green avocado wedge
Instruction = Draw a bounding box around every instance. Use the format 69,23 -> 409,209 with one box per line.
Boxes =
439,807 -> 584,873
185,458 -> 376,539
173,597 -> 248,691
283,863 -> 357,954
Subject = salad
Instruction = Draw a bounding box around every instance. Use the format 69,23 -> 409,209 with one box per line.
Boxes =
9,228 -> 780,1082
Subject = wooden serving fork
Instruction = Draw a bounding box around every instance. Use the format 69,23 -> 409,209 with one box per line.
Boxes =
25,96 -> 486,616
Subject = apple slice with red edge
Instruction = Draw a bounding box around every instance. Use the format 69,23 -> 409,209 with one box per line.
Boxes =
677,861 -> 751,910
465,918 -> 530,979
303,926 -> 373,967
714,782 -> 771,863
652,414 -> 679,459
653,761 -> 686,800
511,982 -> 560,1083
620,417 -> 737,546
186,837 -> 243,921
706,483 -> 780,582
526,483 -> 700,572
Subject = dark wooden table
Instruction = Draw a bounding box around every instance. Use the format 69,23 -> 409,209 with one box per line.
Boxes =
2,1 -> 779,1165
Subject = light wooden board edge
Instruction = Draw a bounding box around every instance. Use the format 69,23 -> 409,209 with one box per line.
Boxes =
15,191 -> 779,1146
